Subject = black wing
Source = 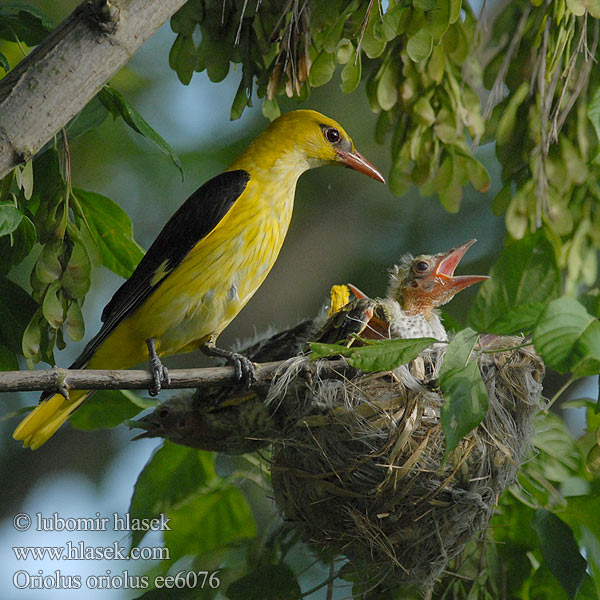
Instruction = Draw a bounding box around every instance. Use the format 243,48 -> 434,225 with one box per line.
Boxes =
71,169 -> 250,370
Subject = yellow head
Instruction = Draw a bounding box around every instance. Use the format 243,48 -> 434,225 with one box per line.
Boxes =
230,109 -> 384,182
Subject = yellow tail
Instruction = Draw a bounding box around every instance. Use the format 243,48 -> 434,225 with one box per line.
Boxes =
13,390 -> 90,450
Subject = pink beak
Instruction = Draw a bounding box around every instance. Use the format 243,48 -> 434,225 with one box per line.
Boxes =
433,239 -> 490,292
336,149 -> 385,183
348,283 -> 369,300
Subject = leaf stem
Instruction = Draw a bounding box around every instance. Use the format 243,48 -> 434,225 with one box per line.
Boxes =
480,340 -> 533,354
545,375 -> 576,412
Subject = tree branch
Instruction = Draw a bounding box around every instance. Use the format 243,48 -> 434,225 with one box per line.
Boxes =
0,359 -> 350,394
0,0 -> 188,178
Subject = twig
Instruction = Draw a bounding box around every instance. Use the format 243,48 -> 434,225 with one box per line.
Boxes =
544,374 -> 576,411
0,359 -> 351,395
481,7 -> 531,122
0,0 -> 189,179
355,0 -> 375,64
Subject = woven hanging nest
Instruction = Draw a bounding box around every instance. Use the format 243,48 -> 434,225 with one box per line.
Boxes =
268,335 -> 545,589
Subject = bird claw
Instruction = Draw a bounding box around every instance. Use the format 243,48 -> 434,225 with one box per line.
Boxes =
148,359 -> 170,397
201,343 -> 256,389
229,352 -> 256,389
146,337 -> 169,397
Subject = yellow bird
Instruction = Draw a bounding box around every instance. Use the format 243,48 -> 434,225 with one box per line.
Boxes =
14,109 -> 384,449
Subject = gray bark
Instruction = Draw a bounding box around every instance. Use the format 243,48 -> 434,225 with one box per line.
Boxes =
0,0 -> 188,179
0,359 -> 350,393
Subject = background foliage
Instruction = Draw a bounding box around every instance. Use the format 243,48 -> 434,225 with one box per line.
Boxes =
1,0 -> 600,598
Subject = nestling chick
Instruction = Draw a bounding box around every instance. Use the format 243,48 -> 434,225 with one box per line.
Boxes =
316,239 -> 489,346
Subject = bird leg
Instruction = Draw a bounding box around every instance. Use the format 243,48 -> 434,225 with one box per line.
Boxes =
201,342 -> 256,388
146,337 -> 170,397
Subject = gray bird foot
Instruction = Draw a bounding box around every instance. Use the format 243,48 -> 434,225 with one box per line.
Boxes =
202,344 -> 256,389
146,338 -> 170,397
229,352 -> 256,388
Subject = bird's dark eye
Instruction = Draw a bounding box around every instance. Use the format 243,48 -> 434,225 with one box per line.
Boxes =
325,128 -> 341,144
415,261 -> 429,273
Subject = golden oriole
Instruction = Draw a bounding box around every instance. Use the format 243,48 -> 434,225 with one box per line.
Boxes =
13,109 -> 383,449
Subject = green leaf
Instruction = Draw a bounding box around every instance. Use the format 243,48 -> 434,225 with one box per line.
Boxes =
31,148 -> 64,229
580,290 -> 600,318
164,485 -> 256,566
310,337 -> 437,372
0,4 -> 53,46
587,444 -> 600,475
62,241 -> 91,299
481,303 -> 546,335
427,44 -> 445,83
128,442 -> 216,548
533,297 -> 600,376
340,51 -> 362,93
438,178 -> 463,213
65,96 -> 109,142
434,153 -> 453,193
98,86 -> 183,179
413,96 -> 436,126
35,241 -> 62,284
262,98 -> 280,121
439,328 -> 479,376
440,360 -> 488,455
348,337 -> 438,371
322,10 -> 349,53
0,276 -> 38,354
376,60 -> 399,111
70,390 -> 143,430
532,509 -> 587,599
497,82 -> 529,146
227,565 -> 301,600
425,0 -> 451,41
414,0 -> 436,10
375,5 -> 408,41
561,495 -> 600,545
440,328 -> 488,455
567,0 -> 592,16
469,231 -> 560,333
449,0 -> 462,22
21,308 -> 42,360
42,280 -> 64,329
0,343 -> 18,371
16,159 -> 33,200
74,188 -> 144,279
588,86 -> 600,164
0,51 -> 8,71
465,157 -> 490,193
0,214 -> 36,275
506,187 -> 529,239
406,30 -> 433,62
530,412 -> 582,484
309,51 -> 336,87
492,184 -> 512,216
0,202 -> 23,236
230,79 -> 251,120
169,33 -> 196,86
64,300 -> 84,342
170,1 -> 203,35
201,39 -> 230,82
